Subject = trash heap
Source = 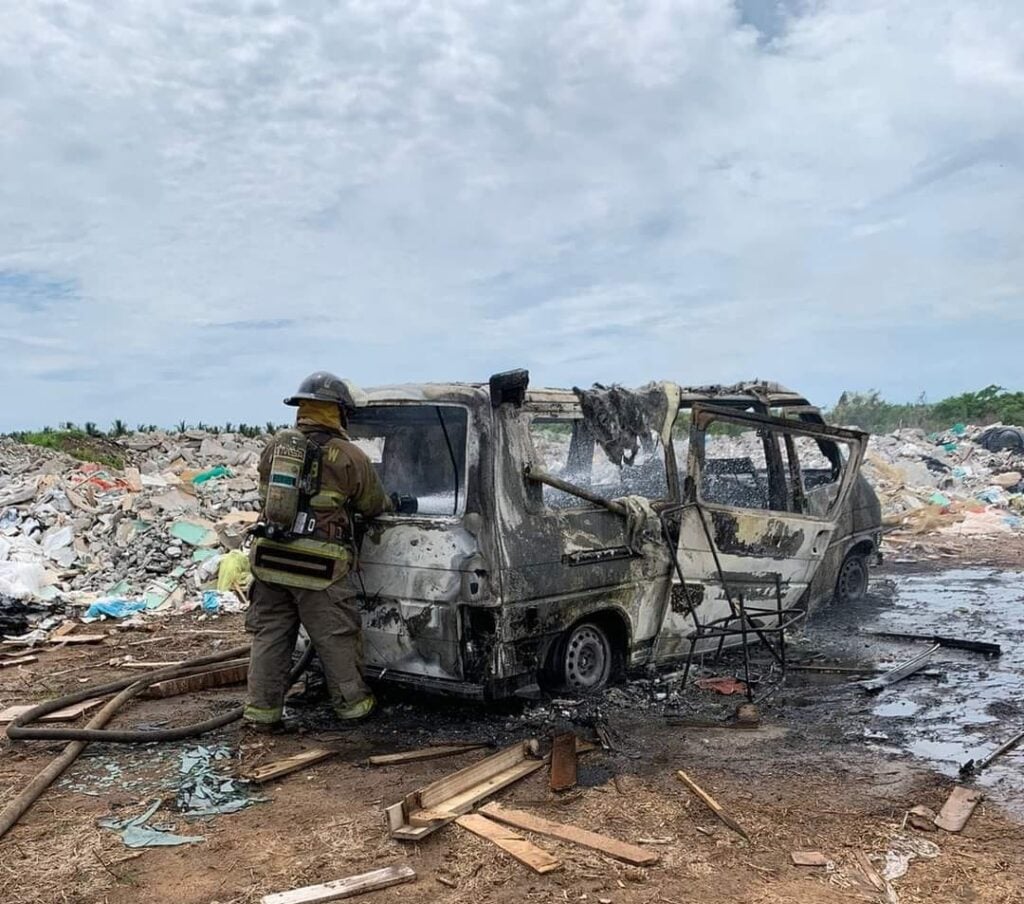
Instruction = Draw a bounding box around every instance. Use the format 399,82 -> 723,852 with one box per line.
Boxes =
863,423 -> 1024,538
0,430 -> 268,638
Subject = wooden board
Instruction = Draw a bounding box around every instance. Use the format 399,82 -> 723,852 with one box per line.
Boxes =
49,634 -> 106,645
456,814 -> 561,875
387,741 -> 543,842
790,851 -> 830,867
0,698 -> 104,724
550,732 -> 578,792
367,743 -> 489,766
0,656 -> 38,669
478,803 -> 659,866
244,748 -> 336,783
142,664 -> 248,698
934,785 -> 983,832
408,808 -> 456,828
49,622 -> 79,640
261,865 -> 416,904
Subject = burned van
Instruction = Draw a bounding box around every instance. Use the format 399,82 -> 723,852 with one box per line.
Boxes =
346,373 -> 870,700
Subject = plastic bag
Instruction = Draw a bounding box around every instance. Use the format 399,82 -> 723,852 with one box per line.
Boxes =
0,562 -> 47,599
217,550 -> 251,592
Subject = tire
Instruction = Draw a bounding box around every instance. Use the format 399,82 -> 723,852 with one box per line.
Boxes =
835,553 -> 869,605
556,622 -> 614,694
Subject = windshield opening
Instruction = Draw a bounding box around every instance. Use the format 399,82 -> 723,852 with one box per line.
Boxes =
347,404 -> 468,516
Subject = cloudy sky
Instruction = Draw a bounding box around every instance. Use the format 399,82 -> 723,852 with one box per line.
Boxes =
1,0 -> 1022,430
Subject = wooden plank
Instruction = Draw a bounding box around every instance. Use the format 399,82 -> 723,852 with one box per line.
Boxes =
790,851 -> 830,867
456,814 -> 562,875
437,760 -> 543,814
934,785 -> 983,832
3,635 -> 105,647
391,759 -> 545,841
0,656 -> 38,669
244,748 -> 336,783
142,664 -> 248,698
261,865 -> 416,904
49,622 -> 79,640
408,808 -> 455,828
478,803 -> 659,866
550,732 -> 578,792
0,698 -> 104,724
119,661 -> 185,670
419,741 -> 534,809
367,743 -> 489,766
675,770 -> 750,841
49,634 -> 106,645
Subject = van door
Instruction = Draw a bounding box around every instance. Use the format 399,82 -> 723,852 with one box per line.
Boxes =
493,402 -> 674,682
655,404 -> 867,659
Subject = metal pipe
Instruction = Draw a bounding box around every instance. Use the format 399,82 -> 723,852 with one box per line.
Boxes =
524,466 -> 627,515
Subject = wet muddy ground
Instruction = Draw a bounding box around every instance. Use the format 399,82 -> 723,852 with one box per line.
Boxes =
1,555 -> 1023,903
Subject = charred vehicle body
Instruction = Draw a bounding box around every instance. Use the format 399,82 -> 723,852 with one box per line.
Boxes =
340,373 -> 875,700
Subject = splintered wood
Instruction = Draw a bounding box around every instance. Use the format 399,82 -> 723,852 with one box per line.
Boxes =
386,740 -> 543,841
244,748 -> 336,783
675,769 -> 751,841
456,814 -> 562,874
260,865 -> 416,904
478,803 -> 659,866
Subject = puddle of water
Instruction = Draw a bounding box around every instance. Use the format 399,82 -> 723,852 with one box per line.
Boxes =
874,699 -> 921,718
869,568 -> 1024,815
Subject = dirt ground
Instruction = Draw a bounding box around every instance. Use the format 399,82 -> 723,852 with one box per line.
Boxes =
2,539 -> 1023,904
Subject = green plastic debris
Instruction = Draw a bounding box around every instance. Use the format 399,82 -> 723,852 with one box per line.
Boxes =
951,423 -> 967,436
105,579 -> 131,597
943,442 -> 958,453
192,547 -> 219,563
169,519 -> 219,548
192,465 -> 232,485
100,801 -> 205,848
929,492 -> 952,507
144,577 -> 178,609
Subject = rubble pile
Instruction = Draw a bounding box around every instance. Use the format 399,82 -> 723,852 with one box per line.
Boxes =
0,430 -> 267,637
864,423 -> 1024,538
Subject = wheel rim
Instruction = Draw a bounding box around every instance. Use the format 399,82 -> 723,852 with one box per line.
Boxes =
838,557 -> 868,601
564,625 -> 611,691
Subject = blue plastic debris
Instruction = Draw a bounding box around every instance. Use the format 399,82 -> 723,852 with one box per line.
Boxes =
83,598 -> 149,621
99,800 -> 205,848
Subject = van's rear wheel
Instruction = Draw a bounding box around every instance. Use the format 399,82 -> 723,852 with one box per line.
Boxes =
836,552 -> 869,604
558,622 -> 613,693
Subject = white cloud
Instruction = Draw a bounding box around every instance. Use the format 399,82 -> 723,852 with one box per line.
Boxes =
0,0 -> 1022,428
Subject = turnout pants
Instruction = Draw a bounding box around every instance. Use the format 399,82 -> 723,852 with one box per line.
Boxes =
244,576 -> 370,724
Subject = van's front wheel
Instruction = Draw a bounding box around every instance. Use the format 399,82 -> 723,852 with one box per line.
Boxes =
556,622 -> 613,693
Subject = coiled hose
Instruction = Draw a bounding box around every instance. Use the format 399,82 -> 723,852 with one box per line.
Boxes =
0,642 -> 314,839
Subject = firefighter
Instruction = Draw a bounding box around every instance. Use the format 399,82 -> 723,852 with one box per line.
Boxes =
244,372 -> 391,730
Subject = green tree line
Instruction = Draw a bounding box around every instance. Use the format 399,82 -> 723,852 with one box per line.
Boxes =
826,385 -> 1024,433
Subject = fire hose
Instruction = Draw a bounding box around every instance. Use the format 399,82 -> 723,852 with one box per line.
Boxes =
0,643 -> 314,840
